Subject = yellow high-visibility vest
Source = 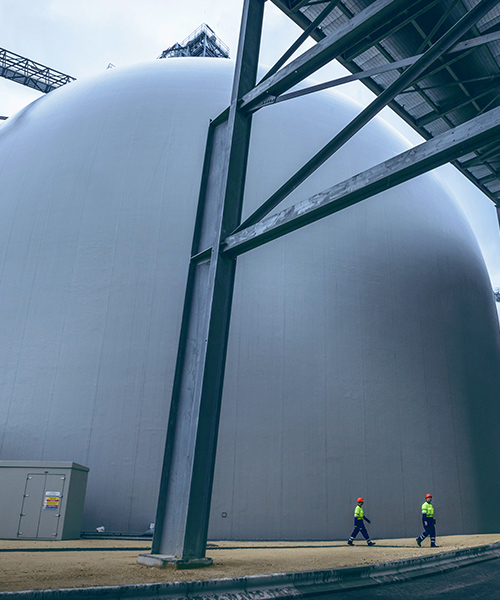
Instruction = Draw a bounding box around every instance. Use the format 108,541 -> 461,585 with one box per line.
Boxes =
422,501 -> 434,517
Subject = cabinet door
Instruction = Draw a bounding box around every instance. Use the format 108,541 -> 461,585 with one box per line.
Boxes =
37,474 -> 66,538
18,474 -> 45,538
17,473 -> 66,538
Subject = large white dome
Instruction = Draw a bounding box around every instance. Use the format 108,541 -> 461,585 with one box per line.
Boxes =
0,58 -> 499,539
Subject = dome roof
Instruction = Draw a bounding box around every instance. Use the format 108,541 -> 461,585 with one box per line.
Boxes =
0,58 -> 499,539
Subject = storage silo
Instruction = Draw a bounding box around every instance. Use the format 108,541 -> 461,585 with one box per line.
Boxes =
0,57 -> 499,540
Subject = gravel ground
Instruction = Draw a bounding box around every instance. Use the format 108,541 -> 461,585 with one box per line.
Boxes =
0,534 -> 498,592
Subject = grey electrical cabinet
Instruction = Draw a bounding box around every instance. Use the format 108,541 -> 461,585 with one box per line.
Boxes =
0,461 -> 89,540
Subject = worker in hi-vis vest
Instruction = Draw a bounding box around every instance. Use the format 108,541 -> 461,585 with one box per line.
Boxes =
347,497 -> 375,546
416,493 -> 437,547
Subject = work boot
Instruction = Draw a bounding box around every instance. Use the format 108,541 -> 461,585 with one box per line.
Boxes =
347,540 -> 354,546
416,538 -> 421,547
367,541 -> 375,546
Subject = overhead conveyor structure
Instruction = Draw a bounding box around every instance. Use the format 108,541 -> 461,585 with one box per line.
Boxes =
134,0 -> 500,568
0,47 -> 75,93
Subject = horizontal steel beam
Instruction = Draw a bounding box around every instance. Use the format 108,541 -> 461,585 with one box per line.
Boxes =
223,105 -> 500,256
459,141 -> 500,168
417,88 -> 497,127
479,172 -> 500,185
291,0 -> 314,12
249,56 -> 416,110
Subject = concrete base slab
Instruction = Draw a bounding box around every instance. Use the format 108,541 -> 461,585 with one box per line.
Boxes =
137,553 -> 213,569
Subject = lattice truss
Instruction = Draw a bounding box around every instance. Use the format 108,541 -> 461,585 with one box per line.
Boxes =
0,47 -> 75,93
272,0 -> 500,207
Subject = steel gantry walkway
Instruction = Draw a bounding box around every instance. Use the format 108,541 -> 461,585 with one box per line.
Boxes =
138,0 -> 500,568
0,47 -> 75,93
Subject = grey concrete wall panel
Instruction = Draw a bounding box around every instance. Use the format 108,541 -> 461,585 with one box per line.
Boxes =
0,58 -> 498,540
0,461 -> 88,539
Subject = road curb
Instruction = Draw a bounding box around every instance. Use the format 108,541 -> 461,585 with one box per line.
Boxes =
1,541 -> 500,599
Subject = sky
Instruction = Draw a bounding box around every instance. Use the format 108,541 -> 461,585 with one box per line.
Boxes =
1,0 -> 499,304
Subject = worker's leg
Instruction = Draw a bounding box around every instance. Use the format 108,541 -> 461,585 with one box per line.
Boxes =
359,522 -> 374,545
417,526 -> 429,545
429,522 -> 436,547
348,523 -> 361,543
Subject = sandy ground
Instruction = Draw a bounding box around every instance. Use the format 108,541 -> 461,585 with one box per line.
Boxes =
0,534 -> 498,592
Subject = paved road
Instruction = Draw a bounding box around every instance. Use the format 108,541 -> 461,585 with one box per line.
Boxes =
320,557 -> 500,599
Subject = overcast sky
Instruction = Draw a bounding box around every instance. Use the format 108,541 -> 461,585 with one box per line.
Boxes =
1,0 -> 499,300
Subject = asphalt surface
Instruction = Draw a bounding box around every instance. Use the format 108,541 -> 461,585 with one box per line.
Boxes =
318,556 -> 500,599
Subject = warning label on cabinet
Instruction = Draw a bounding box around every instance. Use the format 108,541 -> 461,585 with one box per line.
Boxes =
43,491 -> 61,510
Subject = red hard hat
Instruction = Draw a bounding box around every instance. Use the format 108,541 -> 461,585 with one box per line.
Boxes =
357,497 -> 364,503
425,493 -> 432,499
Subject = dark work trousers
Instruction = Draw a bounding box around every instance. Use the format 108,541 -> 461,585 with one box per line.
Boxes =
349,519 -> 371,541
417,518 -> 436,545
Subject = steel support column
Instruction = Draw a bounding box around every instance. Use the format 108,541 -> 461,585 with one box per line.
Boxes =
138,0 -> 264,569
